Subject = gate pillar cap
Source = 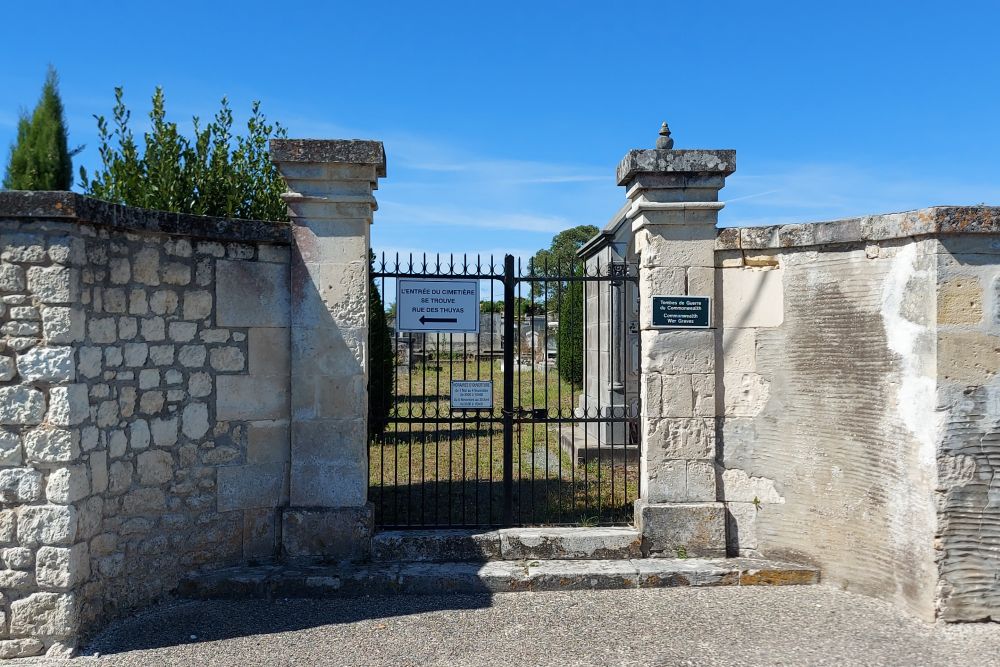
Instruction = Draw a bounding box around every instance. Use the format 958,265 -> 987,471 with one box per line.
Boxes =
270,139 -> 387,177
617,149 -> 735,186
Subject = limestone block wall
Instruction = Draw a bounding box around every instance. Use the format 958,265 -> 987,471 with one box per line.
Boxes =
0,192 -> 292,657
716,207 -> 1000,622
934,230 -> 1000,622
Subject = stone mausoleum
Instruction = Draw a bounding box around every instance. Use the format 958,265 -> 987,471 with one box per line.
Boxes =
0,127 -> 994,657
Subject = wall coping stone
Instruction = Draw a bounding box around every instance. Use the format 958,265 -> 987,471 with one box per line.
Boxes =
269,139 -> 387,177
717,206 -> 1000,251
617,149 -> 737,185
0,191 -> 291,244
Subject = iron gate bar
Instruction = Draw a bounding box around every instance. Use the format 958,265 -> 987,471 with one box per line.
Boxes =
502,254 -> 515,526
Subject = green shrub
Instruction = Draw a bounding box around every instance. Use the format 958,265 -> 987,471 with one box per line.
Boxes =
79,86 -> 287,221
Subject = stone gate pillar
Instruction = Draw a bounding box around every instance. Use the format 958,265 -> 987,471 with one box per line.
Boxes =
620,125 -> 735,557
270,139 -> 386,561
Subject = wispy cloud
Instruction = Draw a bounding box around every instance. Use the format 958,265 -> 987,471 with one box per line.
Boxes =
378,200 -> 572,234
722,162 -> 1000,227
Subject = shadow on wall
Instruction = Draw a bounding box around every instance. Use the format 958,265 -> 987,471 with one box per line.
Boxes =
84,594 -> 494,656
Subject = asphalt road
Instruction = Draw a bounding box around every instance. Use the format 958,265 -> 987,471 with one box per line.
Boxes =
21,586 -> 1000,666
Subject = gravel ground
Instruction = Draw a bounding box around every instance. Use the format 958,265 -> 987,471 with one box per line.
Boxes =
18,586 -> 1000,666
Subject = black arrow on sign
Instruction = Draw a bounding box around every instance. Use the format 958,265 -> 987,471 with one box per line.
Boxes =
419,316 -> 458,325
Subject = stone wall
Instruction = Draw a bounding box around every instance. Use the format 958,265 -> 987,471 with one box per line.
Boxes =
0,192 -> 292,658
716,207 -> 1000,622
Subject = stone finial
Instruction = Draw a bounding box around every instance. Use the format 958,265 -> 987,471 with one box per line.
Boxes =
656,122 -> 674,150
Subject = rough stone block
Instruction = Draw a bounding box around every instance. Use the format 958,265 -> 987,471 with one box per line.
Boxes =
498,527 -> 642,560
182,290 -> 212,321
181,402 -> 210,439
90,451 -> 108,494
0,468 -> 42,503
281,505 -> 373,562
217,463 -> 287,511
634,500 -> 726,558
26,266 -> 78,304
641,330 -> 715,374
46,385 -> 89,427
209,346 -> 245,372
0,265 -> 26,292
45,465 -> 89,504
639,225 -> 717,268
938,332 -> 1000,384
35,544 -> 89,589
16,346 -> 75,382
178,344 -> 206,367
10,592 -> 78,638
18,505 -> 77,546
686,460 -> 719,501
136,450 -> 174,486
642,375 -> 692,418
0,639 -> 45,659
216,260 -> 290,327
643,457 -> 687,503
645,417 -> 716,460
0,429 -> 22,465
24,428 -> 79,463
133,246 -> 160,285
0,356 -> 14,381
294,261 -> 366,329
937,276 -> 983,325
41,307 -> 83,343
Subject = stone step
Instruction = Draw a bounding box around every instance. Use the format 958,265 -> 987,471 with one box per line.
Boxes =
372,527 -> 643,562
177,558 -> 819,600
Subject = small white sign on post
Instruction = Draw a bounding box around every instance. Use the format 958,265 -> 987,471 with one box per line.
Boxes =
396,279 -> 480,333
450,380 -> 494,410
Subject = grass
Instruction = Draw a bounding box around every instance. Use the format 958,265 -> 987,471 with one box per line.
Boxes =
369,357 -> 639,527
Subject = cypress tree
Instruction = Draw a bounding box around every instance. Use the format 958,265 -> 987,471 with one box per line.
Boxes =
3,67 -> 76,190
557,279 -> 584,386
368,251 -> 394,437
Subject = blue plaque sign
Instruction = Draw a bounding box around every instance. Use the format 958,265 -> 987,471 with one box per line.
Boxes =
651,295 -> 711,328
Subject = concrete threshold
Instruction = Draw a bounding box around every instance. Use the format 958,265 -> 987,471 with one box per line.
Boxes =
372,527 -> 643,562
177,558 -> 819,600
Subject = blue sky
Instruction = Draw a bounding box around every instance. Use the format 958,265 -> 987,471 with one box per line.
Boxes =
3,1 -> 999,265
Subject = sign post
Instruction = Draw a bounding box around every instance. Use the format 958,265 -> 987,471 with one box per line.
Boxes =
396,279 -> 480,333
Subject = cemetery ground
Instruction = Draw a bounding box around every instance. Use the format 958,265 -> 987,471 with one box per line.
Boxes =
369,358 -> 638,527
28,586 -> 1000,666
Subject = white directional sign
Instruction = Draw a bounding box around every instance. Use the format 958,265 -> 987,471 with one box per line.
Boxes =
396,279 -> 480,333
450,380 -> 493,410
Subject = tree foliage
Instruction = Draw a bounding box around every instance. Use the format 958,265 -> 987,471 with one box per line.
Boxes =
3,66 -> 79,190
528,225 -> 598,385
557,280 -> 584,386
527,225 -> 599,301
369,252 -> 395,437
79,87 -> 288,221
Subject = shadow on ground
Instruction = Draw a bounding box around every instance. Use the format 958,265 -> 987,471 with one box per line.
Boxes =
84,593 -> 494,656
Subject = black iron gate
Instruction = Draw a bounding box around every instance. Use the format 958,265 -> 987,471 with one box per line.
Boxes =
369,251 -> 639,527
